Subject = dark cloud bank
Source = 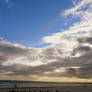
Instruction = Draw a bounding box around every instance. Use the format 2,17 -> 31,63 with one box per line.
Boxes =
0,37 -> 92,80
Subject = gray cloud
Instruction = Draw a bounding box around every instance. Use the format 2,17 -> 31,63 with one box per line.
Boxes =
0,41 -> 31,64
0,34 -> 92,81
78,37 -> 92,44
0,38 -> 92,80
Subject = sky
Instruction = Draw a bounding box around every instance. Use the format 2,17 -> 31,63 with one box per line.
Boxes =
0,0 -> 92,82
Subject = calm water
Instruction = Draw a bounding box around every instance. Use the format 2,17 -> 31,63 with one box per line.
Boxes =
0,80 -> 61,86
0,80 -> 45,86
0,80 -> 92,87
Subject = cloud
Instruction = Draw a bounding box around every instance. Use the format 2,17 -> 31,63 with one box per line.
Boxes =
62,0 -> 92,17
0,37 -> 4,41
71,0 -> 76,6
3,0 -> 16,8
0,38 -> 92,80
5,0 -> 8,3
43,0 -> 92,55
41,0 -> 92,79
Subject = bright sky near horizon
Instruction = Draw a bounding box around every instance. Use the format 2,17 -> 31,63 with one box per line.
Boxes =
0,0 -> 92,82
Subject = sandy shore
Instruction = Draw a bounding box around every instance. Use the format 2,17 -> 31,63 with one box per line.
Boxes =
0,85 -> 92,92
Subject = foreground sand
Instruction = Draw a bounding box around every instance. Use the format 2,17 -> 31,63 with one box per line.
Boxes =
0,85 -> 92,92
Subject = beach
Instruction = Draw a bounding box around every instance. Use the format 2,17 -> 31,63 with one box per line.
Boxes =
0,84 -> 92,92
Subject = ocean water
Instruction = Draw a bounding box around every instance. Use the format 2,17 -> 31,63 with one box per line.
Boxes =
0,80 -> 46,86
0,80 -> 60,86
0,80 -> 92,87
0,80 -> 30,86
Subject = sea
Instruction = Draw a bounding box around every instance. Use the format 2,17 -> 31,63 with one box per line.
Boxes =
0,80 -> 63,87
0,80 -> 92,87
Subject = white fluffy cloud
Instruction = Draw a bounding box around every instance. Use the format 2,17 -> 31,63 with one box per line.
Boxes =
43,0 -> 92,57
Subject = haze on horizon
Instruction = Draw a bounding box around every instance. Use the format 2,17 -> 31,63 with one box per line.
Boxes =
0,0 -> 92,82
